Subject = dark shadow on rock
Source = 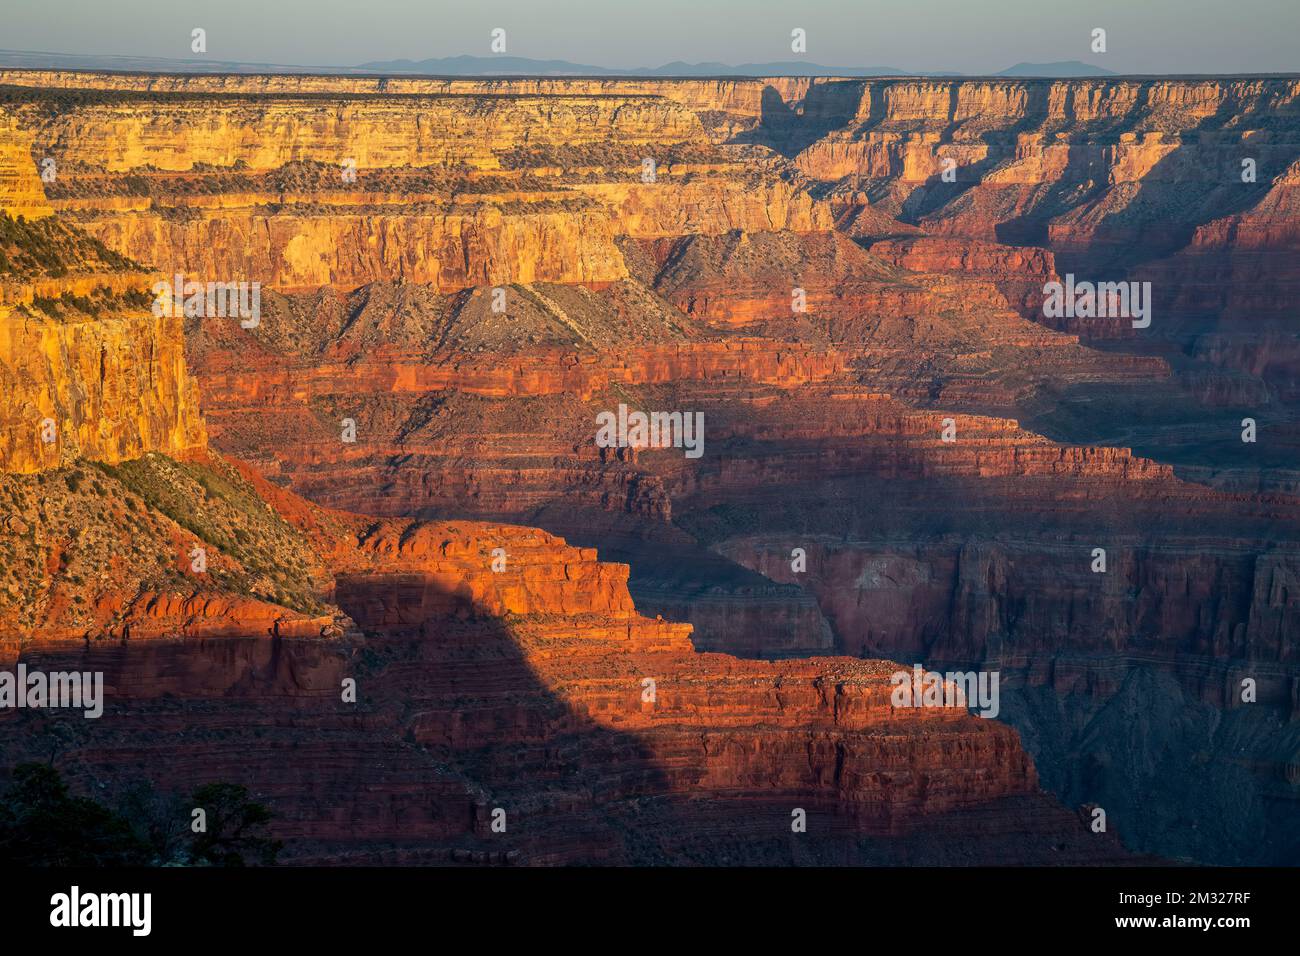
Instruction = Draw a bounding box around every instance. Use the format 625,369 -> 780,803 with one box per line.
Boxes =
728,82 -> 865,158
0,578 -> 677,864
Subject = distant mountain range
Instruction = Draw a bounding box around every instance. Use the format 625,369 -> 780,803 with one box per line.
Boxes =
996,61 -> 1116,77
354,56 -> 937,77
357,56 -> 1123,78
0,48 -> 1121,78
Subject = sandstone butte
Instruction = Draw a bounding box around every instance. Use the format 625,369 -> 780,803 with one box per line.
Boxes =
0,71 -> 1297,864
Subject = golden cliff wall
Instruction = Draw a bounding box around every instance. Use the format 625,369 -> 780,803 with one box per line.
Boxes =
4,83 -> 833,289
0,116 -> 206,473
0,71 -> 818,138
81,204 -> 630,290
0,305 -> 207,473
793,77 -> 1300,181
0,114 -> 52,219
8,72 -> 1297,157
19,95 -> 707,172
55,178 -> 827,290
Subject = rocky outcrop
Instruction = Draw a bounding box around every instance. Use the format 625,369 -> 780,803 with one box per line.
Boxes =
864,235 -> 1058,320
0,468 -> 1127,864
0,117 -> 205,474
0,115 -> 51,219
0,306 -> 206,473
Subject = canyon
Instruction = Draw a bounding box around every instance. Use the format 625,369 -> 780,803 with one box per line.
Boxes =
1,70 -> 1297,865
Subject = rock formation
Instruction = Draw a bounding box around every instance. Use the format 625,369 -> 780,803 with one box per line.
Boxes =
2,69 -> 1297,864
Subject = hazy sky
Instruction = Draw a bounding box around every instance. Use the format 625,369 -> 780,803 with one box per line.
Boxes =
4,0 -> 1298,73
